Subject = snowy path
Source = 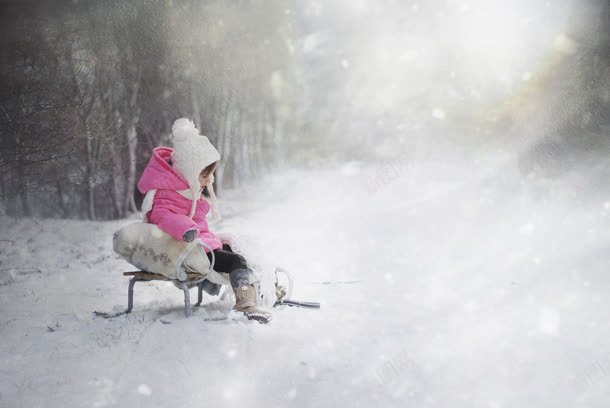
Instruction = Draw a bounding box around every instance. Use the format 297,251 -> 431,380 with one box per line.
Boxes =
1,162 -> 610,407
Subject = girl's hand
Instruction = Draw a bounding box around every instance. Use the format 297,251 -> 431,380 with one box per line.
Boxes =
198,172 -> 215,189
183,229 -> 197,242
206,173 -> 215,186
198,174 -> 207,189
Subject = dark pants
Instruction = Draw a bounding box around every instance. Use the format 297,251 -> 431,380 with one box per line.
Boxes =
205,243 -> 248,274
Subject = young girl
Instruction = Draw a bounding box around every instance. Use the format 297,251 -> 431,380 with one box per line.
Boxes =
137,118 -> 271,323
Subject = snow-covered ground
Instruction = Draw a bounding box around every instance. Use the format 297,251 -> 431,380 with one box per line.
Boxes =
1,157 -> 610,407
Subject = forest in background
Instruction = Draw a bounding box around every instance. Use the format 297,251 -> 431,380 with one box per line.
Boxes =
1,0 -> 609,220
0,0 -> 305,220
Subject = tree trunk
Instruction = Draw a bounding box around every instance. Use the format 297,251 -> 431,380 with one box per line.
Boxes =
191,88 -> 201,129
108,136 -> 125,218
56,180 -> 68,218
124,121 -> 138,214
19,180 -> 30,217
216,95 -> 233,194
86,124 -> 96,221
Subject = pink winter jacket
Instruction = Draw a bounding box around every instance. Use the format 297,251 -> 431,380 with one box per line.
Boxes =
137,146 -> 223,253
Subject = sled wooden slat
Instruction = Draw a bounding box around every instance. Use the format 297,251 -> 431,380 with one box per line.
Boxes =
122,271 -> 204,281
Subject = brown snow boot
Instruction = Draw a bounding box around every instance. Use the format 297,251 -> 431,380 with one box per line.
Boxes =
233,283 -> 272,324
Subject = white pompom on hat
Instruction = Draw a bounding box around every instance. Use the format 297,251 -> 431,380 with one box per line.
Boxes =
171,118 -> 221,219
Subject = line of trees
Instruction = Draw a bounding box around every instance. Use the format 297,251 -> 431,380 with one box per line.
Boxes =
0,0 -> 304,220
2,1 -> 609,220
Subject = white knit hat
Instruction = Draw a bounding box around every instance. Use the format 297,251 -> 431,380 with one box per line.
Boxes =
171,118 -> 221,219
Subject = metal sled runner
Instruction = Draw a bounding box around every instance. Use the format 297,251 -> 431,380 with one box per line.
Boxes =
94,270 -> 223,318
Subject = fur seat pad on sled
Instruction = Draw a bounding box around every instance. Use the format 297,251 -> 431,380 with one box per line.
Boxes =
113,222 -> 228,284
